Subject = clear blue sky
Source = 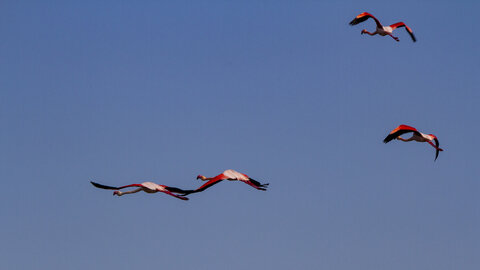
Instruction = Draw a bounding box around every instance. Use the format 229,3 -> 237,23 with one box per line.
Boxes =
1,1 -> 479,269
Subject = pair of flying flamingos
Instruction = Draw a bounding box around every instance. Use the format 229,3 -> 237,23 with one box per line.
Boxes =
91,169 -> 269,201
348,16 -> 443,153
348,17 -> 443,153
92,13 -> 442,200
91,125 -> 443,200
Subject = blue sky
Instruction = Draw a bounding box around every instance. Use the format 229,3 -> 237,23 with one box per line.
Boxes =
1,1 -> 479,269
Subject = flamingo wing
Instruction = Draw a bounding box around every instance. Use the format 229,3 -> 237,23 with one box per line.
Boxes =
161,187 -> 189,200
249,178 -> 270,190
164,186 -> 191,194
349,12 -> 382,28
188,179 -> 224,194
389,22 -> 416,42
90,181 -> 143,190
434,138 -> 441,161
383,125 -> 421,143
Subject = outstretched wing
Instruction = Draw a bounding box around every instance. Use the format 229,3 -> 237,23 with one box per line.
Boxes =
249,178 -> 269,190
434,138 -> 440,161
389,22 -> 416,42
383,125 -> 420,143
161,187 -> 190,200
349,12 -> 382,28
188,179 -> 224,194
90,181 -> 142,190
164,186 -> 191,194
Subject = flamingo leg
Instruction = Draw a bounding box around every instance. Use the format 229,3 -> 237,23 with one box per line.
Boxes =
388,33 -> 399,41
115,187 -> 143,196
427,141 -> 444,151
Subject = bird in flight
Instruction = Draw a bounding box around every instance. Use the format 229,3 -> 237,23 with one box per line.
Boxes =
383,125 -> 443,160
90,181 -> 190,200
349,12 -> 416,42
183,169 -> 269,195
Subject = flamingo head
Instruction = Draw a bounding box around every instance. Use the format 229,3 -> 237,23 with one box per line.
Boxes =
361,29 -> 367,35
113,190 -> 122,196
196,175 -> 206,180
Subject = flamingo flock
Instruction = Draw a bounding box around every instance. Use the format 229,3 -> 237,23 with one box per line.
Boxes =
92,12 -> 445,201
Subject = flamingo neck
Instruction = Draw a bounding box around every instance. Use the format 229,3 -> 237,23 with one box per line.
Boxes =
115,188 -> 142,196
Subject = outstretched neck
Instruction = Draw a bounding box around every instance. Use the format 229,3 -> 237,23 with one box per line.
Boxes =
362,29 -> 378,36
114,188 -> 142,196
396,136 -> 412,142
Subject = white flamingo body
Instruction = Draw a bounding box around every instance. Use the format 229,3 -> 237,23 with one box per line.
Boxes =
139,182 -> 166,192
223,169 -> 249,181
412,133 -> 434,142
379,26 -> 393,36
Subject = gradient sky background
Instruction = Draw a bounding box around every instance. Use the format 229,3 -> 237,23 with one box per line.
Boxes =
1,1 -> 479,269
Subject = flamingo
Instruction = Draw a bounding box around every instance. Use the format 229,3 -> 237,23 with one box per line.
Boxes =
349,12 -> 416,42
183,169 -> 269,195
90,181 -> 190,200
383,125 -> 443,160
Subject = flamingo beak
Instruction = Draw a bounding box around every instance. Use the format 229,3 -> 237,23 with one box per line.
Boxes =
196,175 -> 201,180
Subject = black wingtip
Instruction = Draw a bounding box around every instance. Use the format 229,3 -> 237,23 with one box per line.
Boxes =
181,190 -> 196,196
90,181 -> 104,189
90,181 -> 119,190
90,181 -> 99,187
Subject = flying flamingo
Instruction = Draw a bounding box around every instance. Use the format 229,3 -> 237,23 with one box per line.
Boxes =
90,181 -> 190,200
383,125 -> 443,160
349,12 -> 416,42
183,169 -> 269,195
